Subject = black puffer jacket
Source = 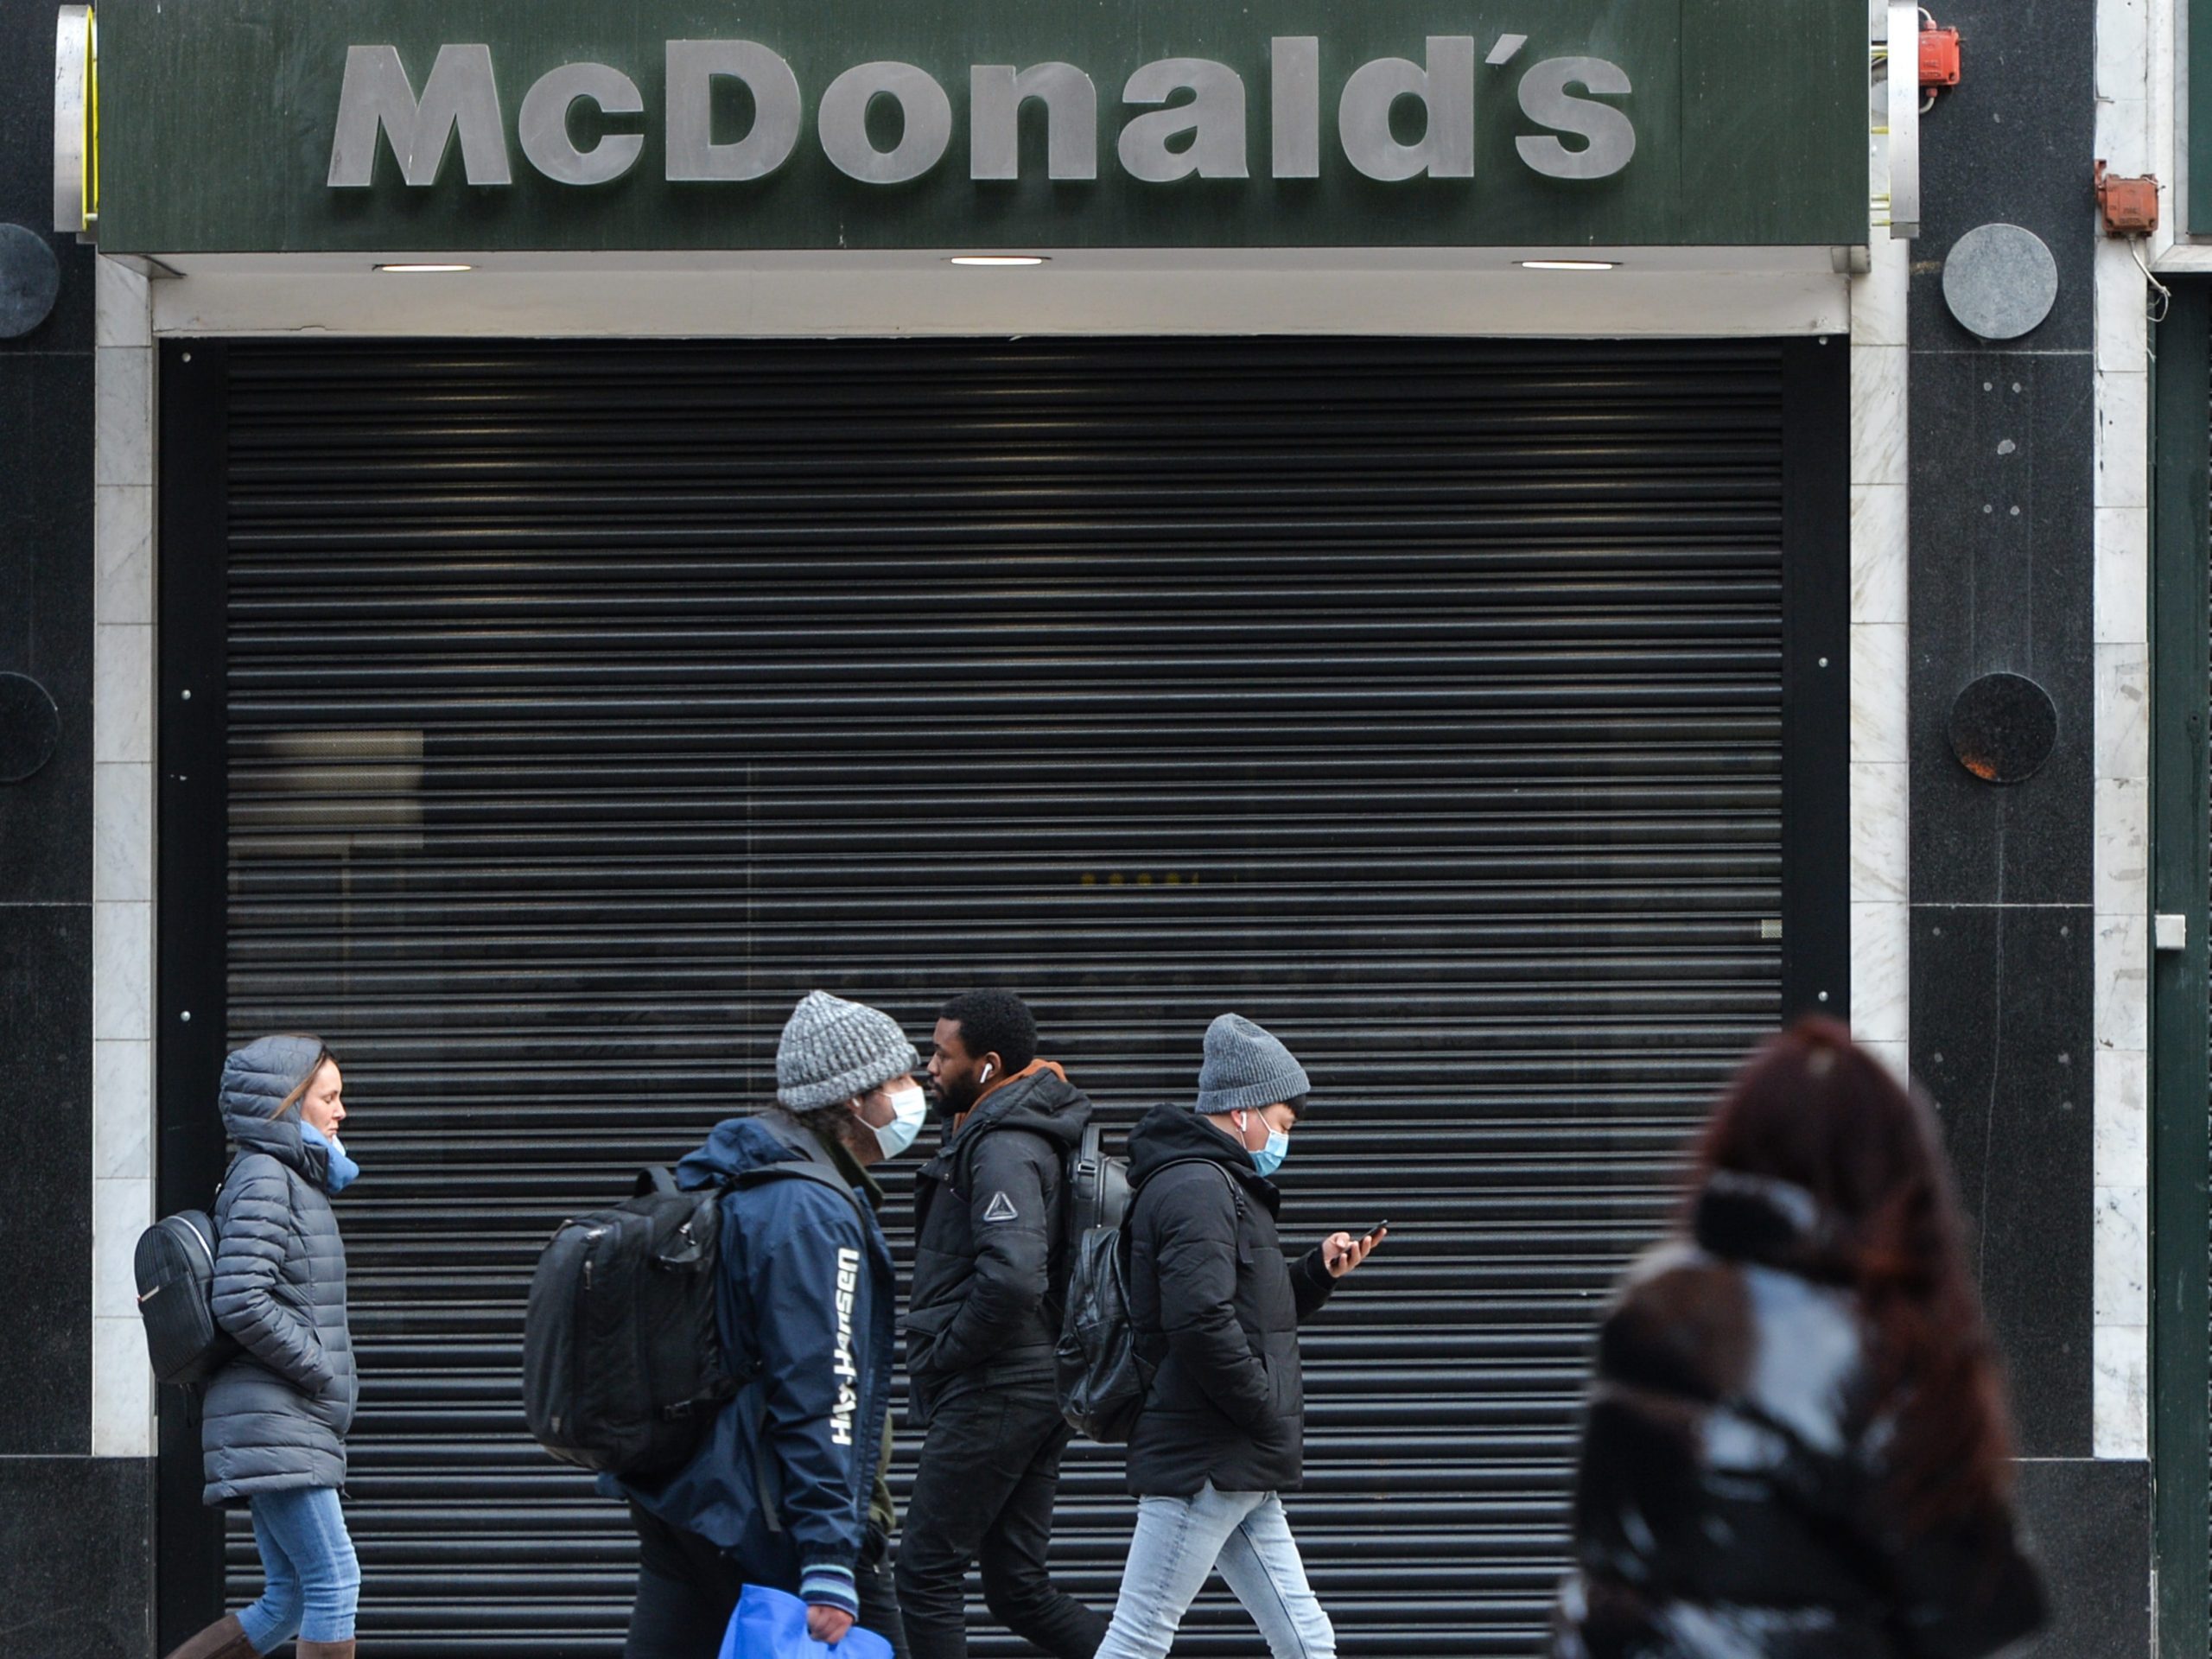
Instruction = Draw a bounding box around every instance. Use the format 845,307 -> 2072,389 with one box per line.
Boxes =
202,1037 -> 359,1503
904,1061 -> 1090,1424
1122,1104 -> 1335,1497
1554,1173 -> 2047,1659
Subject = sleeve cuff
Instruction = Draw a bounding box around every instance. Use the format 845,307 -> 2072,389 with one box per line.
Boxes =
799,1563 -> 859,1617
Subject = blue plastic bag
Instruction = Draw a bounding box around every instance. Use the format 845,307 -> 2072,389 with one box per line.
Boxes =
719,1583 -> 893,1659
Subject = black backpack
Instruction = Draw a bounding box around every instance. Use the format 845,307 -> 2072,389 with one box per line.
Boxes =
523,1160 -> 862,1479
134,1205 -> 240,1388
134,1159 -> 247,1389
1062,1123 -> 1131,1245
1056,1154 -> 1234,1444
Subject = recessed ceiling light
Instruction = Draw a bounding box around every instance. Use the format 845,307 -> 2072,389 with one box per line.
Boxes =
374,263 -> 475,273
949,254 -> 1050,267
1518,259 -> 1620,271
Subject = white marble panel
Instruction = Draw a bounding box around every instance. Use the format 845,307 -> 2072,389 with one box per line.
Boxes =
94,485 -> 153,626
1851,238 -> 1910,348
2094,643 -> 2151,781
2094,912 -> 2150,1052
2094,776 -> 2150,918
94,1039 -> 153,1184
2094,369 -> 2150,510
91,1316 -> 154,1459
92,1177 -> 152,1319
1851,900 -> 1910,1044
2094,1046 -> 2149,1189
2094,505 -> 2149,645
1850,483 -> 1909,626
93,623 -> 152,766
1851,761 -> 1909,903
1849,345 -> 1908,487
2094,97 -> 2152,178
1861,1039 -> 1910,1087
94,762 -> 152,905
2094,1184 -> 2150,1325
1850,623 -> 1909,764
2095,244 -> 2152,373
2097,0 -> 2151,102
93,257 -> 150,349
2093,1323 -> 2149,1459
93,346 -> 153,489
92,900 -> 151,1044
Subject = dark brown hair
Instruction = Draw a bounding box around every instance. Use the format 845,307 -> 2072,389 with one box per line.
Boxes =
1694,1015 -> 2016,1523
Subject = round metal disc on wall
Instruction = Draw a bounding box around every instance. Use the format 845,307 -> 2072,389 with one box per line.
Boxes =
1942,223 -> 2060,340
1948,671 -> 2057,784
0,673 -> 60,782
0,224 -> 61,340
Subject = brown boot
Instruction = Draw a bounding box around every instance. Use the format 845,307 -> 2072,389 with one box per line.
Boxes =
295,1645 -> 355,1659
160,1613 -> 255,1659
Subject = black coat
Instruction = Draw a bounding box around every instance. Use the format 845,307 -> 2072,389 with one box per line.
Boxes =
904,1063 -> 1090,1424
1121,1104 -> 1335,1497
202,1049 -> 358,1503
1554,1173 -> 2047,1659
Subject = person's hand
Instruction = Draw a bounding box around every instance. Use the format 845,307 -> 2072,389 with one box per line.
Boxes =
808,1605 -> 855,1645
1322,1226 -> 1384,1278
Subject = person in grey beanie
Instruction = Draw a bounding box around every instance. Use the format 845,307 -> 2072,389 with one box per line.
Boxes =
608,990 -> 927,1659
1090,1014 -> 1384,1659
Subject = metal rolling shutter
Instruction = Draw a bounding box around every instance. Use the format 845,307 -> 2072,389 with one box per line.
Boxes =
213,336 -> 1785,1656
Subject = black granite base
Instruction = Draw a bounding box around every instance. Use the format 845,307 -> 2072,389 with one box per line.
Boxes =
2016,1459 -> 2152,1657
1912,905 -> 2095,1456
0,1456 -> 153,1659
0,906 -> 92,1455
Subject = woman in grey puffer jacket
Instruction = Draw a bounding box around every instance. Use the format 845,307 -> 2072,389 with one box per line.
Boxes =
164,1035 -> 364,1659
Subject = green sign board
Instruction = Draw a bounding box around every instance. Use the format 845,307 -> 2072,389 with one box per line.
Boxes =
94,0 -> 1868,253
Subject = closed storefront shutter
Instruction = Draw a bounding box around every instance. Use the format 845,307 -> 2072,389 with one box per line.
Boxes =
198,336 -> 1789,1655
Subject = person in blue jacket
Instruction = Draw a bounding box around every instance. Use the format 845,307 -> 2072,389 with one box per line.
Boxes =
609,990 -> 930,1658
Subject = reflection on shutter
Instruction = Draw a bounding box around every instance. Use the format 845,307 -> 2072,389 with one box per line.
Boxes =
215,338 -> 1785,1656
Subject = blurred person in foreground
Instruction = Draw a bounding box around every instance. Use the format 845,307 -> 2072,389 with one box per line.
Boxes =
1553,1016 -> 2046,1659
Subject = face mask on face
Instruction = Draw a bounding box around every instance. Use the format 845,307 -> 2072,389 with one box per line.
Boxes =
298,1120 -> 360,1195
872,1084 -> 928,1160
1241,1113 -> 1289,1179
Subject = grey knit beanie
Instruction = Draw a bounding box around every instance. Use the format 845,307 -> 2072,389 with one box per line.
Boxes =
1195,1013 -> 1311,1114
776,990 -> 921,1111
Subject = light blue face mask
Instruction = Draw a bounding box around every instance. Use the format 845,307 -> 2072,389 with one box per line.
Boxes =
1242,1114 -> 1289,1179
299,1120 -> 360,1195
871,1084 -> 928,1161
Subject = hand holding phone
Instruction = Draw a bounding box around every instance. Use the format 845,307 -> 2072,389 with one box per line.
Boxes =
1324,1222 -> 1388,1278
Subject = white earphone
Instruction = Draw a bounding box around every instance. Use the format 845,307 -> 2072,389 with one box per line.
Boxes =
980,1062 -> 994,1083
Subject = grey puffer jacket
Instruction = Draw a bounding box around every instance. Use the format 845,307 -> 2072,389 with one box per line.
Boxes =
202,1035 -> 359,1504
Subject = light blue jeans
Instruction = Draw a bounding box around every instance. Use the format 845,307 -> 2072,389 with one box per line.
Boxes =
238,1486 -> 361,1652
1093,1484 -> 1336,1659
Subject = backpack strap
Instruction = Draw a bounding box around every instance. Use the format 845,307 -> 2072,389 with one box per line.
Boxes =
729,1156 -> 874,1231
1131,1154 -> 1243,1215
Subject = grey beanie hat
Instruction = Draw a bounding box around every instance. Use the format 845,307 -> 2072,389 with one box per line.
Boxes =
776,990 -> 921,1112
1195,1013 -> 1312,1115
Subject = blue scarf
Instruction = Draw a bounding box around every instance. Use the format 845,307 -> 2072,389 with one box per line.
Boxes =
299,1121 -> 361,1195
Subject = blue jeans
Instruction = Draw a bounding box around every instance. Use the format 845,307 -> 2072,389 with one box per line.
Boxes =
238,1486 -> 361,1652
1093,1484 -> 1335,1659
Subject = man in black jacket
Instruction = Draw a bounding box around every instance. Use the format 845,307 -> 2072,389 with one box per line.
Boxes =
1093,1014 -> 1380,1659
898,990 -> 1109,1659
